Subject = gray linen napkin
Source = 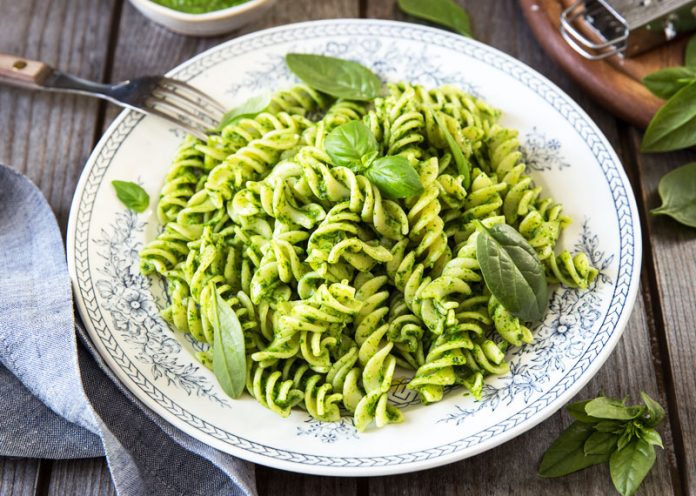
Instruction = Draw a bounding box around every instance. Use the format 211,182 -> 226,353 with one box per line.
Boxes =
0,164 -> 257,496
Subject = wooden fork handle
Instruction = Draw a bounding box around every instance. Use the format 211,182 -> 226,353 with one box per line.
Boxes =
0,54 -> 53,89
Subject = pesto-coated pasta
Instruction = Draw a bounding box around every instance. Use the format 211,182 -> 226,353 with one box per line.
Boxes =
141,81 -> 598,431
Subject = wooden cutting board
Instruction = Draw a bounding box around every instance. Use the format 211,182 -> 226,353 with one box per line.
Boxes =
519,0 -> 689,128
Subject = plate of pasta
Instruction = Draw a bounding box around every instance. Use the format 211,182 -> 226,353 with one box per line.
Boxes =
67,19 -> 641,476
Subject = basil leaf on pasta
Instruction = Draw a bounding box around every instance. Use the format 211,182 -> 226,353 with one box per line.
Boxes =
211,290 -> 246,399
286,53 -> 381,101
365,156 -> 423,199
217,93 -> 271,130
112,180 -> 149,213
325,120 -> 378,171
476,223 -> 548,322
434,111 -> 471,189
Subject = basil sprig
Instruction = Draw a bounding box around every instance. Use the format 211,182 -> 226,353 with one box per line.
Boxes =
112,180 -> 149,213
397,0 -> 473,38
324,121 -> 423,199
217,93 -> 271,131
651,162 -> 696,228
475,223 -> 549,322
285,53 -> 381,101
209,288 -> 246,399
539,393 -> 665,496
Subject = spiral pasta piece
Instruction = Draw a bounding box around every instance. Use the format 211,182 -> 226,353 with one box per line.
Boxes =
353,274 -> 404,431
251,281 -> 362,372
246,360 -> 305,417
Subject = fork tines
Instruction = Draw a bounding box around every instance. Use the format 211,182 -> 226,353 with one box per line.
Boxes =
145,77 -> 226,140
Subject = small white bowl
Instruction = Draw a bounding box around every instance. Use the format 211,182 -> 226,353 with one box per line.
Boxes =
128,0 -> 275,37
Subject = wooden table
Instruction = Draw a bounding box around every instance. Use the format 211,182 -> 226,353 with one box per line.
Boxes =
0,1 -> 693,494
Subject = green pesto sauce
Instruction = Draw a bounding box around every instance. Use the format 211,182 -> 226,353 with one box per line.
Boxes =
151,0 -> 249,14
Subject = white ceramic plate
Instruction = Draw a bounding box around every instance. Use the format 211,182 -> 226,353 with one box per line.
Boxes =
67,19 -> 641,476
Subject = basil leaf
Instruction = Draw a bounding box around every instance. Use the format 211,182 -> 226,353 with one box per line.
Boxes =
217,93 -> 271,130
651,162 -> 696,228
538,422 -> 609,477
584,431 -> 619,456
609,439 -> 656,496
476,223 -> 549,322
567,399 -> 596,423
211,290 -> 246,399
642,67 -> 696,100
285,53 -> 381,101
433,111 -> 471,189
324,120 -> 378,171
112,180 -> 149,213
640,392 -> 666,427
686,34 -> 696,67
594,420 -> 624,433
641,82 -> 696,152
639,428 -> 663,449
365,156 -> 424,199
398,0 -> 473,38
585,397 -> 645,420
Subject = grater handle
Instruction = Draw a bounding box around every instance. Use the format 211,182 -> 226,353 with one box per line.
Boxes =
560,0 -> 629,60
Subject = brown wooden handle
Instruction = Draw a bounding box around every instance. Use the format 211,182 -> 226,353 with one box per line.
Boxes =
0,54 -> 53,89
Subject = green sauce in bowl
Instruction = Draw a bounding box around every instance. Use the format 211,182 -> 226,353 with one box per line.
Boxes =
150,0 -> 250,14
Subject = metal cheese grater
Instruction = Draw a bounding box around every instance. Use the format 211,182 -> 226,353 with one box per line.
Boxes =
561,0 -> 696,59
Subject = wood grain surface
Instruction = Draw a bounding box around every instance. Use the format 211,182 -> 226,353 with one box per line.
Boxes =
0,1 -> 693,495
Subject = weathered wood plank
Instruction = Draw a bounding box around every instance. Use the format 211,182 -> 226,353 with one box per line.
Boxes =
0,459 -> 40,496
0,0 -> 118,232
629,128 -> 696,494
361,0 -> 679,494
47,459 -> 115,496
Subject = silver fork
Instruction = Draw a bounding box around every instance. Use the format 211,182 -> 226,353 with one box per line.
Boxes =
0,53 -> 225,140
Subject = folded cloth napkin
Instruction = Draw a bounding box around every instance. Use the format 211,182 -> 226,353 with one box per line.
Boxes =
0,164 -> 257,496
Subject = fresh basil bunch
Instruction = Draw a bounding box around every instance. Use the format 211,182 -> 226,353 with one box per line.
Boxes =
324,121 -> 424,199
539,393 -> 665,496
641,36 -> 696,229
